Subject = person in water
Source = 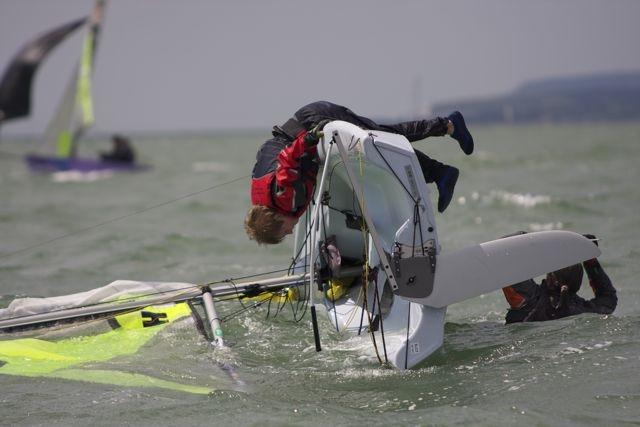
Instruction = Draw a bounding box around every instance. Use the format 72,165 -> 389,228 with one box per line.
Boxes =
100,134 -> 136,163
245,100 -> 475,244
502,233 -> 617,323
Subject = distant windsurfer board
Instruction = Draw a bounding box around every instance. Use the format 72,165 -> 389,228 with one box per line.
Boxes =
25,154 -> 149,173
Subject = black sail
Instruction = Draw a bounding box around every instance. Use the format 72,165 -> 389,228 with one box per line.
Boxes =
0,17 -> 87,123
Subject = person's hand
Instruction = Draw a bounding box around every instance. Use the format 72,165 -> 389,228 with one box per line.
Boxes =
313,119 -> 331,133
304,119 -> 331,146
500,230 -> 527,239
304,131 -> 321,146
583,234 -> 599,246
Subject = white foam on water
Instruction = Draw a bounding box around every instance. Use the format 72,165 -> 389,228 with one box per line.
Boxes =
330,334 -> 379,356
339,367 -> 395,379
558,341 -> 613,357
529,222 -> 564,231
52,170 -> 114,183
485,190 -> 552,208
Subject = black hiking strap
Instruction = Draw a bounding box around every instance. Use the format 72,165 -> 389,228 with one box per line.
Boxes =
273,117 -> 307,141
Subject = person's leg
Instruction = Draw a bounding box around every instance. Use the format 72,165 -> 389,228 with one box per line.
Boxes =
414,150 -> 446,183
381,114 -> 472,155
293,102 -> 460,212
294,101 -> 450,141
294,101 -> 473,154
377,118 -> 450,142
414,150 -> 459,213
447,111 -> 473,155
293,101 -> 381,130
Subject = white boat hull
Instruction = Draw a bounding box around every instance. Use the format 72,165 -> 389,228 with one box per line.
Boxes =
295,121 -> 601,370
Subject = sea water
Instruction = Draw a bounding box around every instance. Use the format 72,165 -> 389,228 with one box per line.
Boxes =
1,122 -> 639,426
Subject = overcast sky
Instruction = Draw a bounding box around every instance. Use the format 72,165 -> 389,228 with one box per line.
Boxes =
1,0 -> 640,136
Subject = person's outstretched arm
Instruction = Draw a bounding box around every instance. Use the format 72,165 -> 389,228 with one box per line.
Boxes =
582,258 -> 617,314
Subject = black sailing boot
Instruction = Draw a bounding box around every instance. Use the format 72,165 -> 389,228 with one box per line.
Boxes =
448,111 -> 474,155
436,166 -> 459,213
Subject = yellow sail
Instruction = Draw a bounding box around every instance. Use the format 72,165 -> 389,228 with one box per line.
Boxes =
45,0 -> 104,159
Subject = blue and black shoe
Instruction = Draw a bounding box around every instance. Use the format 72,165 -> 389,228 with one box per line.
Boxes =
448,111 -> 474,155
436,166 -> 459,213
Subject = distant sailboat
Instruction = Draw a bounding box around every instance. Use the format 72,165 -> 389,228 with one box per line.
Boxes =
0,0 -> 146,173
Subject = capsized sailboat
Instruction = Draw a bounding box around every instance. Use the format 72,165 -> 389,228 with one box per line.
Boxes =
293,121 -> 600,368
0,121 -> 601,380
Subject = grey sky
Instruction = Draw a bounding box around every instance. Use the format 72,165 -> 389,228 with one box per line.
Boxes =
1,0 -> 640,136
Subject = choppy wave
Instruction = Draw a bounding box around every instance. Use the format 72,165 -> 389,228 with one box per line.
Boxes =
456,190 -> 552,209
2,124 -> 640,425
528,221 -> 564,231
489,190 -> 551,208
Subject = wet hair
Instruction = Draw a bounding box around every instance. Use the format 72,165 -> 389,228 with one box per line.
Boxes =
244,205 -> 286,245
548,264 -> 584,294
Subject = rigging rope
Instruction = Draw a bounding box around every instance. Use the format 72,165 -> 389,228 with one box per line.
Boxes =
371,137 -> 433,369
354,147 -> 388,365
286,207 -> 314,322
0,264 -> 306,325
0,174 -> 250,262
371,141 -> 417,203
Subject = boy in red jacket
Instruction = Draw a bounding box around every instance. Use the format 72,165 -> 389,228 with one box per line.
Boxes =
245,101 -> 474,244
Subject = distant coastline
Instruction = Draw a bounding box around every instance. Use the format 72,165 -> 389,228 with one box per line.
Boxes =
432,71 -> 640,125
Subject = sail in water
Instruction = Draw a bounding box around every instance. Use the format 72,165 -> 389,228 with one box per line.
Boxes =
0,17 -> 86,124
0,281 -> 215,394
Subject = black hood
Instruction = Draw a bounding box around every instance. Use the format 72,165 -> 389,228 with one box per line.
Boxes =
549,264 -> 584,295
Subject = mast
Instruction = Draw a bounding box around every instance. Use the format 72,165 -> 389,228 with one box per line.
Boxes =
71,0 -> 106,152
43,0 -> 106,158
0,266 -> 364,333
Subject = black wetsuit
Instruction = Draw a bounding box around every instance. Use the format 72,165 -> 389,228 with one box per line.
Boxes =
294,101 -> 452,183
100,143 -> 135,163
503,258 -> 617,323
254,101 -> 453,186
